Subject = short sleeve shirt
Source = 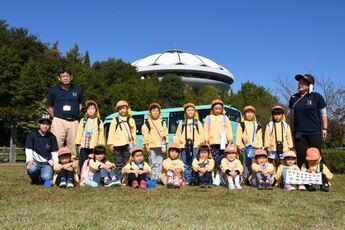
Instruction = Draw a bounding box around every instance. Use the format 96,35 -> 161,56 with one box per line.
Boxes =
289,92 -> 326,135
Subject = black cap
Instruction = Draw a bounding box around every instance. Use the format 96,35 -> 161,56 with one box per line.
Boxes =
295,74 -> 315,85
39,114 -> 52,124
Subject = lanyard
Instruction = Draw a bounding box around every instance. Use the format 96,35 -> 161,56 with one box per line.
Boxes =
151,120 -> 164,140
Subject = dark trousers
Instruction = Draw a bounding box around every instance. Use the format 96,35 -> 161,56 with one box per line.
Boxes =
210,145 -> 224,170
113,145 -> 130,178
196,171 -> 212,185
294,133 -> 323,168
79,148 -> 93,173
57,169 -> 74,184
128,173 -> 147,186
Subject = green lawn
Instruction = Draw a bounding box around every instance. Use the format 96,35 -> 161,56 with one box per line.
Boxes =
0,165 -> 344,229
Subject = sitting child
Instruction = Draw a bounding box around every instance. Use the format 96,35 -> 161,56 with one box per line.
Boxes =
249,149 -> 275,189
192,144 -> 214,188
220,145 -> 243,190
301,147 -> 333,192
122,146 -> 151,189
160,142 -> 185,188
276,151 -> 306,191
53,147 -> 79,188
89,145 -> 117,187
80,151 -> 98,187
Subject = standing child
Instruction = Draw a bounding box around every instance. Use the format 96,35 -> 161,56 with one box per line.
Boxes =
220,145 -> 243,190
123,146 -> 152,189
264,105 -> 293,166
204,99 -> 233,185
236,105 -> 263,184
141,103 -> 168,183
249,149 -> 275,189
89,145 -> 117,187
160,142 -> 185,188
107,100 -> 136,184
176,103 -> 204,185
75,100 -> 105,173
276,150 -> 306,191
192,144 -> 214,188
301,147 -> 333,192
53,147 -> 79,188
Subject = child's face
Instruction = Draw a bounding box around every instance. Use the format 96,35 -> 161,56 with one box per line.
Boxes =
199,149 -> 208,160
308,160 -> 318,166
133,151 -> 144,164
273,113 -> 283,122
226,153 -> 237,161
87,105 -> 97,118
60,154 -> 71,164
95,153 -> 105,161
285,157 -> 295,166
244,111 -> 255,121
185,107 -> 196,119
39,121 -> 51,134
150,107 -> 160,120
256,156 -> 267,164
118,106 -> 128,117
169,149 -> 179,160
212,104 -> 223,116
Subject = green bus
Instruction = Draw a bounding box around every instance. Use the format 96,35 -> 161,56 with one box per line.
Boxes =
103,104 -> 242,148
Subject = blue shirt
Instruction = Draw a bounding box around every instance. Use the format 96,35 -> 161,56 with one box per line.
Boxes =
289,92 -> 326,135
47,84 -> 85,119
25,131 -> 59,160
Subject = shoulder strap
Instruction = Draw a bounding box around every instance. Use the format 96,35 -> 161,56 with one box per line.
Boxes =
145,120 -> 151,132
115,117 -> 122,131
269,121 -> 274,135
194,119 -> 199,134
240,121 -> 245,133
319,161 -> 323,172
82,117 -> 88,129
257,123 -> 261,132
181,119 -> 186,134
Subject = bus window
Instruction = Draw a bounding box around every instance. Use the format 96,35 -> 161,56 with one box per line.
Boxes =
132,115 -> 145,135
197,109 -> 210,124
225,108 -> 241,122
169,111 -> 184,134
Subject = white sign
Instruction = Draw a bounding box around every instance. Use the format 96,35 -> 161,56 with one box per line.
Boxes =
285,169 -> 322,185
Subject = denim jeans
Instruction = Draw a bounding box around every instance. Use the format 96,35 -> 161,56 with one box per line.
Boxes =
181,148 -> 198,184
27,162 -> 54,184
113,145 -> 130,179
149,148 -> 163,182
195,171 -> 212,185
93,168 -> 116,186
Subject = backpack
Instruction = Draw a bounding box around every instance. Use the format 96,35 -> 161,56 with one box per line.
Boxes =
145,120 -> 165,133
240,121 -> 262,134
305,161 -> 324,172
206,115 -> 227,131
115,117 -> 131,131
268,121 -> 288,137
181,119 -> 200,135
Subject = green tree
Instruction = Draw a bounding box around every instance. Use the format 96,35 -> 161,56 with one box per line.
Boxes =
158,74 -> 186,108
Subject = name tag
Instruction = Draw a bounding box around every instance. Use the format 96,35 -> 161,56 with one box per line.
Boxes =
63,105 -> 71,111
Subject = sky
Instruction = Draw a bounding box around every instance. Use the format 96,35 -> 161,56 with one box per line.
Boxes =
1,0 -> 344,93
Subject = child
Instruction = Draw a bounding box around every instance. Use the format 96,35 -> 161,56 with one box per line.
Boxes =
160,142 -> 185,188
249,149 -> 275,189
301,147 -> 333,192
236,105 -> 263,184
53,147 -> 79,188
141,103 -> 168,183
264,105 -> 293,166
107,100 -> 136,184
89,145 -> 117,187
176,103 -> 205,185
79,151 -> 98,187
122,146 -> 152,189
75,100 -> 105,173
192,144 -> 214,188
276,150 -> 306,191
204,99 -> 233,184
220,145 -> 243,190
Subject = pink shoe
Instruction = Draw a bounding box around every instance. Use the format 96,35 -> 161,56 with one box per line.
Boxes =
298,185 -> 307,191
132,181 -> 139,189
174,180 -> 181,189
140,180 -> 147,190
285,184 -> 296,191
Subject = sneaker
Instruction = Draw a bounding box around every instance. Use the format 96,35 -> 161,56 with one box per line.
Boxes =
321,184 -> 330,192
67,182 -> 74,188
105,179 -> 117,187
285,184 -> 296,191
228,182 -> 236,190
308,184 -> 317,192
140,180 -> 147,190
298,185 -> 307,191
114,178 -> 122,185
207,184 -> 213,188
265,181 -> 273,190
132,181 -> 139,189
258,182 -> 265,190
235,183 -> 242,190
59,177 -> 67,188
200,184 -> 207,189
174,181 -> 181,189
167,175 -> 174,189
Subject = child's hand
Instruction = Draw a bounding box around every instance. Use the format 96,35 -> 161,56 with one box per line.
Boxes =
230,171 -> 237,178
261,169 -> 267,175
26,160 -> 34,169
199,172 -> 204,176
67,166 -> 73,172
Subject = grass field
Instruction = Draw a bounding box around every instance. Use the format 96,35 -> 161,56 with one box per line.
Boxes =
0,165 -> 344,229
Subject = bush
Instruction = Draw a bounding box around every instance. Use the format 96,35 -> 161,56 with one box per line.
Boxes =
322,149 -> 345,174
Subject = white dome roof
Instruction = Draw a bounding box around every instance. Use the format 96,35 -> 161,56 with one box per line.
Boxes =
132,49 -> 234,88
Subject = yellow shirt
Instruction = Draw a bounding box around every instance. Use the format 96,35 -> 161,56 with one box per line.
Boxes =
175,119 -> 204,148
251,162 -> 275,174
264,121 -> 293,152
122,161 -> 151,176
75,117 -> 105,148
141,119 -> 168,148
236,120 -> 263,149
203,115 -> 233,145
161,158 -> 185,174
192,158 -> 214,172
107,116 -> 137,147
220,158 -> 243,175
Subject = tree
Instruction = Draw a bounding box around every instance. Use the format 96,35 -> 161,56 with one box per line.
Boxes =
158,74 -> 186,108
83,50 -> 90,68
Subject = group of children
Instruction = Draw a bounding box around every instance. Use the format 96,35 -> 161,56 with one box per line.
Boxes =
52,98 -> 333,191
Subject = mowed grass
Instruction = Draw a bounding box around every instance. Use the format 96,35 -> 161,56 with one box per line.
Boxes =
0,165 -> 344,230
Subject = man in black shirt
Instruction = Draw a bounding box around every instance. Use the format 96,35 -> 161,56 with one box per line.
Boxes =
289,74 -> 328,167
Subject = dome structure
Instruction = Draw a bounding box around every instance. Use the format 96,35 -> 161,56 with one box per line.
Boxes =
132,49 -> 234,90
